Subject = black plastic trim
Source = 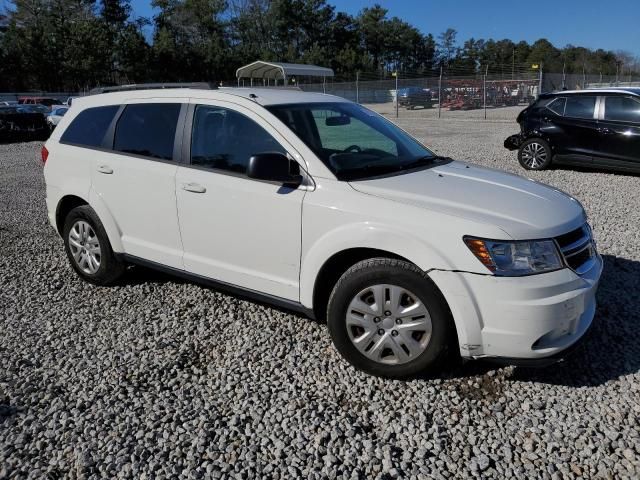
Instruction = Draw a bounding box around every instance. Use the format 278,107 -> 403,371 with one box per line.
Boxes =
120,254 -> 315,319
102,104 -> 126,149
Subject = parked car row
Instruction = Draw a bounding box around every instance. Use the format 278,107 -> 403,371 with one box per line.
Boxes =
0,97 -> 70,141
0,105 -> 50,141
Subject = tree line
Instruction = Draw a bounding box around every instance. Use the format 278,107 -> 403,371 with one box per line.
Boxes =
0,0 -> 636,91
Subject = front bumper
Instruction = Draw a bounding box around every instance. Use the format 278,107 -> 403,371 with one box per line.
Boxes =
429,255 -> 603,363
504,133 -> 524,151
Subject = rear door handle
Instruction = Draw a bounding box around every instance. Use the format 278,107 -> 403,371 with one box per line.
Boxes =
97,165 -> 113,174
597,127 -> 614,135
182,182 -> 206,193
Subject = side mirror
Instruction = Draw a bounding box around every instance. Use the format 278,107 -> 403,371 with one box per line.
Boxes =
247,152 -> 303,186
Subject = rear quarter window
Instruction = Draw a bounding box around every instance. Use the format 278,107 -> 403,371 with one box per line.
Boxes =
60,105 -> 120,148
546,97 -> 566,115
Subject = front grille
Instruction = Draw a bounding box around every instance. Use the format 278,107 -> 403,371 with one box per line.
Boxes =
554,224 -> 597,274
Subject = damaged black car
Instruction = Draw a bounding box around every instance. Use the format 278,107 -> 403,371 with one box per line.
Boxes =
0,106 -> 50,142
505,88 -> 640,173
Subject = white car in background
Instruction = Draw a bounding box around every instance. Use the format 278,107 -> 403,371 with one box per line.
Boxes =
47,106 -> 69,130
42,84 -> 602,378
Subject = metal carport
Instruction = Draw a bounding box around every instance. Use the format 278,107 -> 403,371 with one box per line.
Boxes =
235,61 -> 334,90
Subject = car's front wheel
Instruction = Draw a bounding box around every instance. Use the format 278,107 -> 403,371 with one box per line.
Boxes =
327,258 -> 454,378
518,138 -> 552,170
62,205 -> 125,286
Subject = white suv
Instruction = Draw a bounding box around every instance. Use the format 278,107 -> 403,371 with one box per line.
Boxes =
43,85 -> 602,378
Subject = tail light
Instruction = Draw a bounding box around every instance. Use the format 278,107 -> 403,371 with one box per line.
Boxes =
41,145 -> 49,164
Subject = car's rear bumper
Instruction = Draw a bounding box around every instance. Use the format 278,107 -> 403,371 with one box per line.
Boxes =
429,254 -> 603,363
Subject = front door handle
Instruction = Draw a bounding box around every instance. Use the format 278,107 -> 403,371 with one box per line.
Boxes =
97,165 -> 113,174
182,182 -> 206,193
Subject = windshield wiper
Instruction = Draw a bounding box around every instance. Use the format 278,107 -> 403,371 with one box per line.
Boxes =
400,155 -> 451,171
336,163 -> 402,180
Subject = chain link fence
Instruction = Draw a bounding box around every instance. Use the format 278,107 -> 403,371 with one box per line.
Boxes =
300,65 -> 640,123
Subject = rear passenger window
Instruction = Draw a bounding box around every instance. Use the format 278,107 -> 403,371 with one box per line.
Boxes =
564,96 -> 597,119
113,103 -> 181,160
547,98 -> 566,116
60,105 -> 119,147
604,96 -> 640,123
190,105 -> 286,174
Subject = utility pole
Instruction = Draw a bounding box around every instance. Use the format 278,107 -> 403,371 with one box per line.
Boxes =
512,48 -> 515,80
356,71 -> 360,103
562,63 -> 566,90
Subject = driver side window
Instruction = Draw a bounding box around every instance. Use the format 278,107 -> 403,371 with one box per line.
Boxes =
312,109 -> 398,156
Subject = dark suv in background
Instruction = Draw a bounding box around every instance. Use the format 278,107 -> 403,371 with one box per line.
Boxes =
505,88 -> 640,173
397,87 -> 433,110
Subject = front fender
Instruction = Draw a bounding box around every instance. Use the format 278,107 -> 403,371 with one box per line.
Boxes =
299,222 -> 453,309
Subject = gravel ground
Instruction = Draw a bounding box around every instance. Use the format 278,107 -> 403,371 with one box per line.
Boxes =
1,114 -> 639,480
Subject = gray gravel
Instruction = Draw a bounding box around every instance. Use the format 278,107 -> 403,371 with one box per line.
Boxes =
1,114 -> 640,480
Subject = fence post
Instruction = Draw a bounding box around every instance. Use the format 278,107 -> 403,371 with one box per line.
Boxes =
538,63 -> 543,96
483,65 -> 488,120
356,71 -> 360,103
438,66 -> 442,119
395,71 -> 399,119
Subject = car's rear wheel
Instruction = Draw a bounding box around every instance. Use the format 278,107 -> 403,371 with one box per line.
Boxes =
327,258 -> 453,378
518,138 -> 552,170
62,205 -> 125,286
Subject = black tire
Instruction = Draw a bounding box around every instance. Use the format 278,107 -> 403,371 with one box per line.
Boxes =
518,138 -> 552,170
62,205 -> 125,286
327,258 -> 454,379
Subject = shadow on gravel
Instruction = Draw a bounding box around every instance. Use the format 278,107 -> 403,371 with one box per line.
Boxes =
118,265 -> 322,323
507,254 -> 640,387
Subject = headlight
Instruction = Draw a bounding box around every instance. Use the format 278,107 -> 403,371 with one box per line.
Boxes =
464,237 -> 563,276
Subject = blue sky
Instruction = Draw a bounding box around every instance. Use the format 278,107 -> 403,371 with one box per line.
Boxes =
129,0 -> 640,56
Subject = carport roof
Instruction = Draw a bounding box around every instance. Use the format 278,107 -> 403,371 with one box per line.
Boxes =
236,61 -> 334,80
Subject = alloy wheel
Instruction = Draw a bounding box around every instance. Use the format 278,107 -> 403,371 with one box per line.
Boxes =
521,142 -> 547,169
68,220 -> 101,274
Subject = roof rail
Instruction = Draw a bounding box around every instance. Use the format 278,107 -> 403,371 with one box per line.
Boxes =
89,82 -> 216,95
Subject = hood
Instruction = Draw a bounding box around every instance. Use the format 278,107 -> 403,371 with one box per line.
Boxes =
349,161 -> 586,239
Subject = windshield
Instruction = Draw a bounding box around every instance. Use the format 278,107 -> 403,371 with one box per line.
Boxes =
266,102 -> 439,180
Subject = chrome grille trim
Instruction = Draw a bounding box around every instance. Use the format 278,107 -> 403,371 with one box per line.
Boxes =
555,224 -> 597,274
